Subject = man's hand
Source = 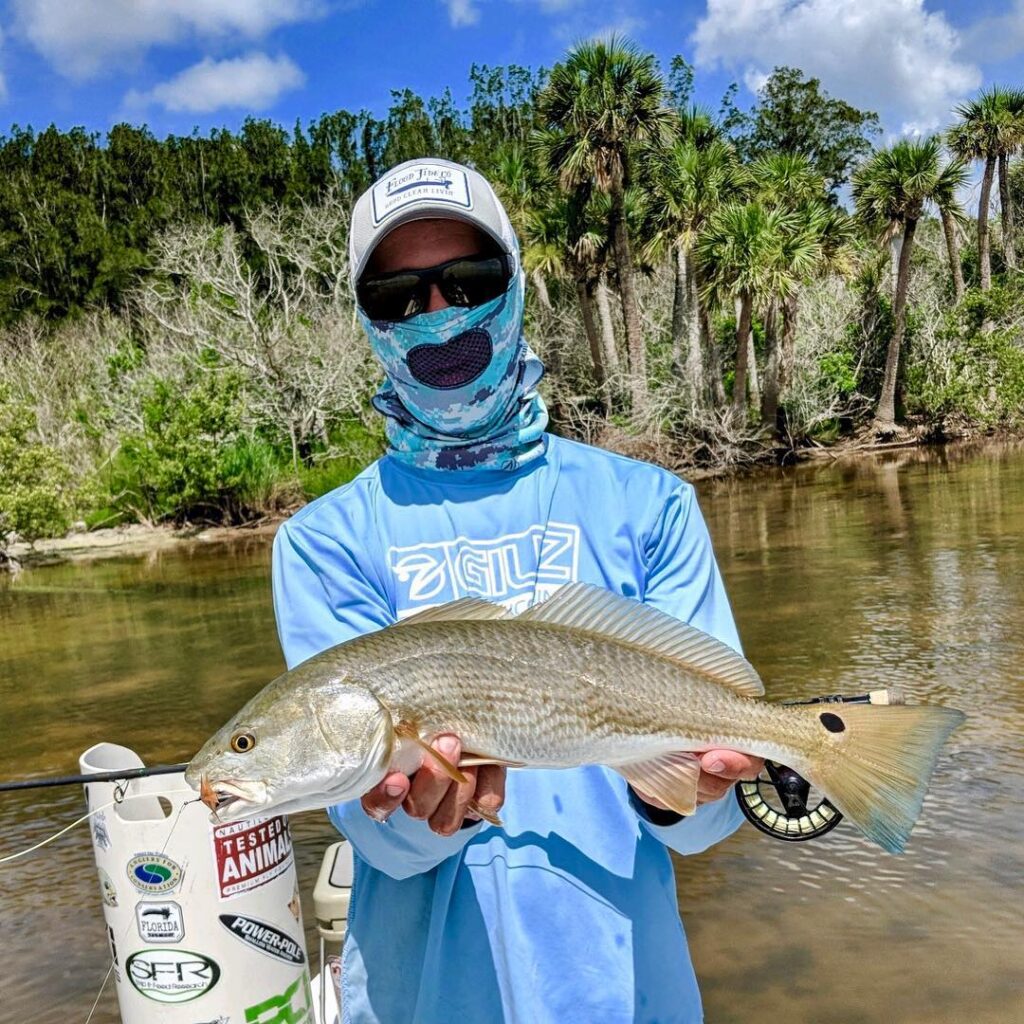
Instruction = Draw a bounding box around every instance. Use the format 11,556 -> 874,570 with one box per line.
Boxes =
634,749 -> 764,812
361,734 -> 506,836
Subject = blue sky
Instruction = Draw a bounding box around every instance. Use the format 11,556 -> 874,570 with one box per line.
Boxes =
0,0 -> 1021,142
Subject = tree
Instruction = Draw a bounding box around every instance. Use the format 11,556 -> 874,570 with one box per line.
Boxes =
853,137 -> 948,431
948,88 -> 1023,290
538,36 -> 677,410
649,135 -> 745,406
728,67 -> 881,192
696,201 -> 798,420
931,157 -> 971,301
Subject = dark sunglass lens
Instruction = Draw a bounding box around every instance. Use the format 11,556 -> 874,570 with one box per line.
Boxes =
358,275 -> 426,321
440,257 -> 509,308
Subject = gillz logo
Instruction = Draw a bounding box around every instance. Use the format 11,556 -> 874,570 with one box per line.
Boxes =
126,948 -> 220,1004
136,900 -> 185,943
245,970 -> 312,1024
126,852 -> 182,894
390,522 -> 580,615
212,816 -> 293,900
219,914 -> 305,965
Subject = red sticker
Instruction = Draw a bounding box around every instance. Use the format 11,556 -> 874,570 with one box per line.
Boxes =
211,816 -> 294,900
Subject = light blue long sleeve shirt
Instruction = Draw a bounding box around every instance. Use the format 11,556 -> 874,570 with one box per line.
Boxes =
271,434 -> 747,1024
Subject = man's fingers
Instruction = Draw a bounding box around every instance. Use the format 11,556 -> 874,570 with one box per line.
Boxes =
699,749 -> 764,781
405,735 -> 462,821
473,765 -> 507,819
429,765 -> 479,835
361,771 -> 410,821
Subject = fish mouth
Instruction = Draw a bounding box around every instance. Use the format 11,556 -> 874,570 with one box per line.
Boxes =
198,776 -> 268,821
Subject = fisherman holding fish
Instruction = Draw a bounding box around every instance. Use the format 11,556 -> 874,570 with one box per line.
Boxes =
186,159 -> 962,1022
271,157 -> 761,1024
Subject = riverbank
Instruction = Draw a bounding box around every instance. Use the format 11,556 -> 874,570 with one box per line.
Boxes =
4,430 -> 1021,571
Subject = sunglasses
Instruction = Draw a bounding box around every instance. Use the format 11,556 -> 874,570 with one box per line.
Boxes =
356,253 -> 514,322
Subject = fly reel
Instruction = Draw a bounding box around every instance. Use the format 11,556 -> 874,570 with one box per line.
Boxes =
735,689 -> 902,842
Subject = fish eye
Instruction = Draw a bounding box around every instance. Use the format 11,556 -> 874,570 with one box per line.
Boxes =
230,731 -> 257,753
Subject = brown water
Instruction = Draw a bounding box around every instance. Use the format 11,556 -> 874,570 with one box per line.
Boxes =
1,444 -> 1022,1023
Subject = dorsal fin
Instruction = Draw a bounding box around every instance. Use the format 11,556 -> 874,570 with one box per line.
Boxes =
396,597 -> 511,626
516,583 -> 764,698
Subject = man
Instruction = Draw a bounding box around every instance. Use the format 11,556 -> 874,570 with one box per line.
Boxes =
272,157 -> 762,1023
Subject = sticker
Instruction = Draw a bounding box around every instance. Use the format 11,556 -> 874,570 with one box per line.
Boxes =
92,811 -> 111,851
370,163 -> 472,226
126,948 -> 220,1004
244,971 -> 312,1024
137,901 -> 185,943
212,817 -> 293,900
127,852 -> 183,894
99,868 -> 118,907
219,914 -> 305,965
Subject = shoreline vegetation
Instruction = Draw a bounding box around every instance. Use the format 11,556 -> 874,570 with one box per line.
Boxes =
3,39 -> 1024,569
6,434 -> 1019,572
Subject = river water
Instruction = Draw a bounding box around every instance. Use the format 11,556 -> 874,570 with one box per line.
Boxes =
1,444 -> 1022,1023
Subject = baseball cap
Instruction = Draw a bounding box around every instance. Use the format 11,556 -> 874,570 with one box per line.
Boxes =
349,157 -> 518,283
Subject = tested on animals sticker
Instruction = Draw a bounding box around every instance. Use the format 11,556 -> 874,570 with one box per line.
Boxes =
211,816 -> 293,900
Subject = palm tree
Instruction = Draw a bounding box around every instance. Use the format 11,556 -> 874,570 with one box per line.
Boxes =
995,88 -> 1024,271
647,137 -> 745,407
537,36 -> 677,409
696,201 -> 797,420
852,136 -> 948,431
948,88 -> 1020,289
931,156 -> 971,301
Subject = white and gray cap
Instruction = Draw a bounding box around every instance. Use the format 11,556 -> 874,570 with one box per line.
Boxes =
349,157 -> 518,283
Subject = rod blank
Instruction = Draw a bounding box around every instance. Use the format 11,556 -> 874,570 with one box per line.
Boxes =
0,763 -> 189,793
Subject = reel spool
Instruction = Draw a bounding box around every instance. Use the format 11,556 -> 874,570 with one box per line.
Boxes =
736,689 -> 903,842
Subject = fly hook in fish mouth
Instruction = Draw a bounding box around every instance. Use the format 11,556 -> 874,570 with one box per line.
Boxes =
199,775 -> 238,814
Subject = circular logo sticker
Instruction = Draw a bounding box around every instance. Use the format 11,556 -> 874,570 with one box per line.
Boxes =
126,853 -> 183,894
126,948 -> 220,1003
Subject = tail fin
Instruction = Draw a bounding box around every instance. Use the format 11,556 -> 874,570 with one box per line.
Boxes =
796,703 -> 966,854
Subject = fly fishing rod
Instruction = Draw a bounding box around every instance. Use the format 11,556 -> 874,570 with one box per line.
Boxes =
735,688 -> 902,841
0,762 -> 189,793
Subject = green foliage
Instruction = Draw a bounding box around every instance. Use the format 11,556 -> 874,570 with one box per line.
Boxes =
724,67 -> 880,192
105,365 -> 249,523
906,328 -> 1024,427
818,348 -> 858,395
0,384 -> 75,544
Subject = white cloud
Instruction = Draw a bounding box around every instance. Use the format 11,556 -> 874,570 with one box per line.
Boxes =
126,52 -> 305,114
11,0 -> 324,80
692,0 -> 982,135
444,0 -> 481,27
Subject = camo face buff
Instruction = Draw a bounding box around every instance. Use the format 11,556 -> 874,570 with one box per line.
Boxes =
359,255 -> 548,472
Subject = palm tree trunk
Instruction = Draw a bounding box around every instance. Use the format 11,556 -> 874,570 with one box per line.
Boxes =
532,269 -> 553,310
941,208 -> 965,301
761,299 -> 780,431
671,245 -> 687,377
979,154 -> 996,291
685,257 -> 703,410
732,291 -> 753,420
576,278 -> 608,413
875,217 -> 917,430
703,304 -> 726,408
596,275 -> 620,376
608,178 -> 646,408
747,329 -> 761,411
998,151 -> 1017,271
781,292 -> 798,392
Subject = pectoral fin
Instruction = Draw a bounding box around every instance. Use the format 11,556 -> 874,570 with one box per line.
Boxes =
458,753 -> 527,769
615,752 -> 702,816
394,721 -> 470,784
